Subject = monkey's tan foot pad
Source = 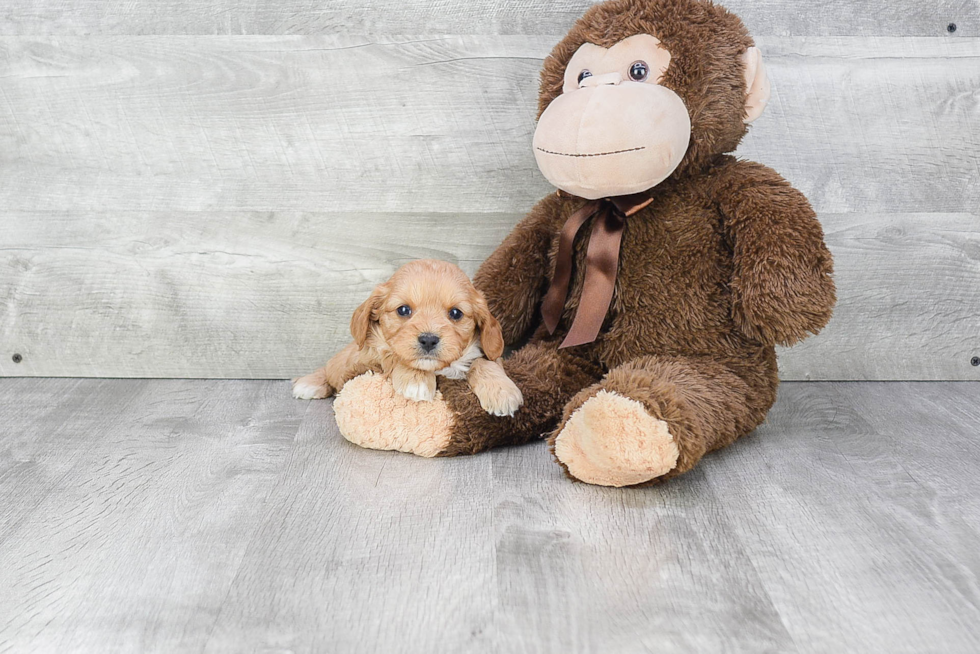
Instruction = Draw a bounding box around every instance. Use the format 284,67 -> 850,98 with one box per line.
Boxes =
334,371 -> 455,457
553,390 -> 678,487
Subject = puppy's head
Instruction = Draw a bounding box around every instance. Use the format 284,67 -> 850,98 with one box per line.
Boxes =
351,260 -> 504,371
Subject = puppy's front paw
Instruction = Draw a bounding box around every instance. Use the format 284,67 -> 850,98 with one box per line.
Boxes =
393,371 -> 437,402
292,373 -> 334,400
469,361 -> 523,417
479,375 -> 524,417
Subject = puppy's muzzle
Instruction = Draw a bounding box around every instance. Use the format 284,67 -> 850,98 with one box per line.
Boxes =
417,332 -> 440,354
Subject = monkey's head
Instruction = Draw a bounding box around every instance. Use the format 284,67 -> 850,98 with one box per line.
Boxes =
533,0 -> 770,199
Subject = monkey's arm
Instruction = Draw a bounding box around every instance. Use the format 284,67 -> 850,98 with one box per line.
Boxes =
712,159 -> 836,346
473,194 -> 561,345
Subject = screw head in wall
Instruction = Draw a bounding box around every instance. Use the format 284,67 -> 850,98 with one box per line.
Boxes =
972,356 -> 980,367
947,23 -> 957,33
12,353 -> 23,364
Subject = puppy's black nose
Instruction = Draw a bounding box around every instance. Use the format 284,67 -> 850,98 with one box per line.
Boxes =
417,332 -> 440,353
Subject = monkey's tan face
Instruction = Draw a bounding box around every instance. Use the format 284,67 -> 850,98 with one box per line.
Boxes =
533,34 -> 692,199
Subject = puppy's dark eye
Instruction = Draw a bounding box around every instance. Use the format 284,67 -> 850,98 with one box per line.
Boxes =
396,305 -> 412,317
448,307 -> 463,321
577,69 -> 593,84
629,61 -> 649,82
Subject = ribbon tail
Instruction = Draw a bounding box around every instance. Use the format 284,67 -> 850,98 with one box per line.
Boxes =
541,200 -> 600,334
559,208 -> 625,349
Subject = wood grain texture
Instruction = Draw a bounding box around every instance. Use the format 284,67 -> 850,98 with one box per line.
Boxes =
1,210 -> 978,380
489,445 -> 796,653
0,36 -> 978,215
0,211 -> 512,378
2,379 -> 980,652
0,379 -> 306,652
1,0 -> 976,36
700,382 -> 980,653
202,397 -> 496,653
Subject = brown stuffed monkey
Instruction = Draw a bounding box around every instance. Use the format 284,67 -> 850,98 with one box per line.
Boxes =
330,0 -> 836,486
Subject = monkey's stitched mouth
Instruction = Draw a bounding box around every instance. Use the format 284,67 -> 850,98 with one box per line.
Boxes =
535,146 -> 646,158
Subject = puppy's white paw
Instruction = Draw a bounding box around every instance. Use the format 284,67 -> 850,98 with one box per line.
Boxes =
292,377 -> 332,400
477,376 -> 524,417
396,377 -> 436,402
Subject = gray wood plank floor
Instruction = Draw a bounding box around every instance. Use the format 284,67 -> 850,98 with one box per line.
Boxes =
1,379 -> 978,653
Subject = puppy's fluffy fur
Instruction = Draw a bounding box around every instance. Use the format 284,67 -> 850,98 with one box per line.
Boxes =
293,260 -> 523,417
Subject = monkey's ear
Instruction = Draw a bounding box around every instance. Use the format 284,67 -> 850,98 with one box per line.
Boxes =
350,283 -> 388,348
742,47 -> 771,124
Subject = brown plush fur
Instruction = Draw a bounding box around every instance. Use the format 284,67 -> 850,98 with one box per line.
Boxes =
432,0 -> 835,484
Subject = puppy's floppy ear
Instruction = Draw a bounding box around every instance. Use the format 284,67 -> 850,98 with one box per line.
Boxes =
472,290 -> 504,360
350,283 -> 389,348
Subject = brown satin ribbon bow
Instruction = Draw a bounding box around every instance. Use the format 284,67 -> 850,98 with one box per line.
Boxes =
541,191 -> 653,349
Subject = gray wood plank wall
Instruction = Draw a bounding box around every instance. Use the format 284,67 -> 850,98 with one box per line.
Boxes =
2,1 -> 977,36
1,3 -> 978,379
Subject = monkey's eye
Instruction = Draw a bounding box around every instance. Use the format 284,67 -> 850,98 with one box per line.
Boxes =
396,305 -> 412,317
448,307 -> 463,321
628,60 -> 649,82
577,69 -> 593,84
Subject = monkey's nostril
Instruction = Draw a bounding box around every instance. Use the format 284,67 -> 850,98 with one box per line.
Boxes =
417,332 -> 440,353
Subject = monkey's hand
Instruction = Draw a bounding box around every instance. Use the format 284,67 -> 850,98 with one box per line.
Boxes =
714,159 -> 836,346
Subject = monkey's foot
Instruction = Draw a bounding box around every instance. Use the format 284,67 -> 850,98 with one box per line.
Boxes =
333,371 -> 455,457
552,391 -> 678,487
